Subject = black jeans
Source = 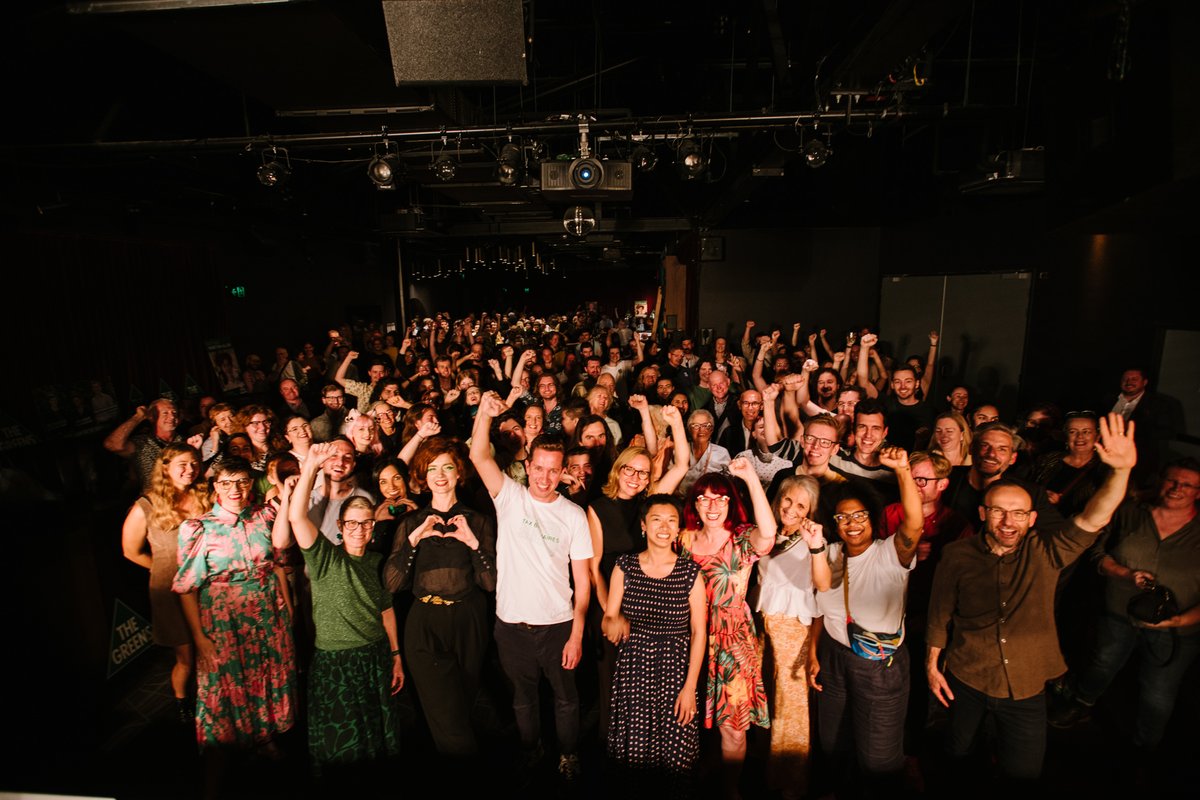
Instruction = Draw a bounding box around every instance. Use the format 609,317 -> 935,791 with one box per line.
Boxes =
816,636 -> 909,780
945,671 -> 1045,781
494,618 -> 580,755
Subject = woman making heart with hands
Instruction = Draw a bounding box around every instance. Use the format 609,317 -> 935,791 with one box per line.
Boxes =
384,436 -> 497,758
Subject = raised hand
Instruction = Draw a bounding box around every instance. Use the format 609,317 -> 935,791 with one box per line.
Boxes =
860,332 -> 878,348
782,373 -> 804,392
347,350 -> 360,361
628,394 -> 648,411
762,383 -> 780,403
308,441 -> 338,468
797,517 -> 824,550
792,322 -> 802,332
771,329 -> 781,343
801,359 -> 819,374
479,392 -> 508,419
443,388 -> 461,405
1095,412 -> 1137,471
187,434 -> 204,451
832,352 -> 846,367
416,418 -> 442,439
728,456 -> 755,483
878,446 -> 909,471
661,404 -> 681,424
929,330 -> 940,346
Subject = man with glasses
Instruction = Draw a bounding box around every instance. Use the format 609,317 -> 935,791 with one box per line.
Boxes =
942,422 -> 1067,536
310,384 -> 349,443
717,389 -> 763,454
306,437 -> 375,544
766,415 -> 849,502
925,413 -> 1136,786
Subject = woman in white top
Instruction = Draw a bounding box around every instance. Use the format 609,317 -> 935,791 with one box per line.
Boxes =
805,447 -> 925,793
754,474 -> 824,800
680,408 -> 731,496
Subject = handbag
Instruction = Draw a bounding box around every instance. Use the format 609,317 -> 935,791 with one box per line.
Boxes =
842,549 -> 904,664
1126,582 -> 1179,625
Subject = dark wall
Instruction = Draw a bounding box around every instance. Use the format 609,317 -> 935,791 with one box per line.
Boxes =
698,227 -> 882,343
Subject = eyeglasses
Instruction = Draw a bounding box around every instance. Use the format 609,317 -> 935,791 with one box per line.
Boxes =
620,465 -> 651,481
247,419 -> 270,428
803,434 -> 837,449
286,423 -> 311,435
984,506 -> 1032,522
912,476 -> 935,487
833,510 -> 870,525
696,495 -> 730,507
1164,478 -> 1200,491
341,519 -> 376,533
215,479 -> 252,489
689,422 -> 714,430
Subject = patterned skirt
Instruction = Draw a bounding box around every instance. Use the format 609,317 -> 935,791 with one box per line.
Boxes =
307,639 -> 402,767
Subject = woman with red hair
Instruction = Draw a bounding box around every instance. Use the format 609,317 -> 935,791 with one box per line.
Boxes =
678,457 -> 776,798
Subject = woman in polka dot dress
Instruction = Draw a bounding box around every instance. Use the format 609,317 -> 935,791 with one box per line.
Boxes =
603,494 -> 707,793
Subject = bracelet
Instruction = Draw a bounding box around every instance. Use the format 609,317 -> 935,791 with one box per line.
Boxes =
390,648 -> 401,656
808,544 -> 827,555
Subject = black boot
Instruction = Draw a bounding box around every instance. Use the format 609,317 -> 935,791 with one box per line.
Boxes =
175,696 -> 194,726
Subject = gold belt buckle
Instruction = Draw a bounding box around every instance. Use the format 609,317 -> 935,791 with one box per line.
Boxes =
420,594 -> 456,605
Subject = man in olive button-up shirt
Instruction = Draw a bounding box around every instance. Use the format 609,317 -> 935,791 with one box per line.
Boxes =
925,413 -> 1137,782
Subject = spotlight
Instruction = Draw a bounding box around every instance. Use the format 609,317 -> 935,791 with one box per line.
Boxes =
434,154 -> 457,182
368,155 -> 400,189
676,137 -> 706,179
804,138 -> 830,168
570,158 -> 603,189
563,205 -> 596,237
256,146 -> 290,187
630,144 -> 658,172
497,142 -> 523,186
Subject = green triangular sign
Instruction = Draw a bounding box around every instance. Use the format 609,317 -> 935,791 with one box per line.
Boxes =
128,384 -> 145,405
158,380 -> 178,403
107,598 -> 155,678
184,374 -> 202,397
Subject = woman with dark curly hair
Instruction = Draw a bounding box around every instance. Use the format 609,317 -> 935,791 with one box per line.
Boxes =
384,437 -> 497,757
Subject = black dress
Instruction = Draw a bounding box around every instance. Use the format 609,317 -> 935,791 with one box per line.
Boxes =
607,552 -> 701,792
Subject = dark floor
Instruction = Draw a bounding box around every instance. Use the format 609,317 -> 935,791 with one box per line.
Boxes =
0,637 -> 1193,800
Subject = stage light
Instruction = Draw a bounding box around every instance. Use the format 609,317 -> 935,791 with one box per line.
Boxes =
497,142 -> 523,186
434,154 -> 457,181
804,138 -> 830,168
630,144 -> 658,172
257,146 -> 290,187
563,205 -> 596,237
367,154 -> 400,189
676,137 -> 706,179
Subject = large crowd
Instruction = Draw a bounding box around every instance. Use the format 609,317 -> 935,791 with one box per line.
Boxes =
109,308 -> 1197,798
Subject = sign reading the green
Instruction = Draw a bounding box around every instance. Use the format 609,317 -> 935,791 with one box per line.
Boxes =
107,599 -> 154,678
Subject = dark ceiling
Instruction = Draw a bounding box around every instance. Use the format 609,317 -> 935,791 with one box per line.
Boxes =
1,0 -> 1177,270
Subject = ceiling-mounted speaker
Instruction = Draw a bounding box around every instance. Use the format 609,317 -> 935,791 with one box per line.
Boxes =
382,0 -> 528,85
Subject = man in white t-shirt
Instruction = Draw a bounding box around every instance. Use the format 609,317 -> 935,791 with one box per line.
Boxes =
470,391 -> 593,782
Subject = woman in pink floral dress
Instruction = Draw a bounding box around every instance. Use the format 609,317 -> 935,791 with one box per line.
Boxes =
677,457 -> 776,798
174,456 -> 297,752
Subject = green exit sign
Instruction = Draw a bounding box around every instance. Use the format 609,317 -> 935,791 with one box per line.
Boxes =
230,286 -> 246,299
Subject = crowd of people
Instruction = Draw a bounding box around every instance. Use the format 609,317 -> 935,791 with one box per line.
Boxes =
108,308 -> 1196,798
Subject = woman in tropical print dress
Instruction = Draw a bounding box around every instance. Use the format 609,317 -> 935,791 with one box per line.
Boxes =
173,456 -> 297,755
677,457 -> 776,798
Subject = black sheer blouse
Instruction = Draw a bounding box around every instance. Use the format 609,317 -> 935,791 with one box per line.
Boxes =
383,501 -> 497,600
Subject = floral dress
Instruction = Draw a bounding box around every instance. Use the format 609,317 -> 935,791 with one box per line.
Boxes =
679,525 -> 770,731
174,502 -> 297,747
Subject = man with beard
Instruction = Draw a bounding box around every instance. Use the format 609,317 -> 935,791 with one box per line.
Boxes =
335,350 -> 391,414
310,384 -> 350,443
942,422 -> 1067,535
926,413 -> 1135,785
306,436 -> 375,543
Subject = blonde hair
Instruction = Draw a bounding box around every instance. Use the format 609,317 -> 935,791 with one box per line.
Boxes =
601,446 -> 653,500
146,443 -> 211,531
931,411 -> 972,463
